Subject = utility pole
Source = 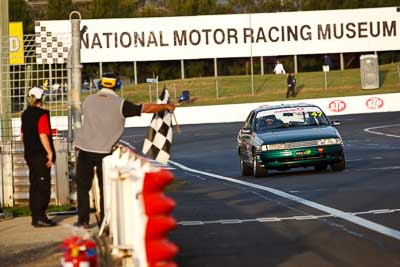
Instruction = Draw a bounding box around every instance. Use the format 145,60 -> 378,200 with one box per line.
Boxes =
0,0 -> 11,141
70,12 -> 82,130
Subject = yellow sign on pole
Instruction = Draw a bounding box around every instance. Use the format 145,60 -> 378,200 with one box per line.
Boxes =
9,22 -> 24,65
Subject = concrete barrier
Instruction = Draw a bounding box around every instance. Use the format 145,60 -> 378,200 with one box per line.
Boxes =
125,92 -> 400,127
11,93 -> 400,135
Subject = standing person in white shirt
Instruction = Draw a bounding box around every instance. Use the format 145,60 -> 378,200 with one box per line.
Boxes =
273,60 -> 286,74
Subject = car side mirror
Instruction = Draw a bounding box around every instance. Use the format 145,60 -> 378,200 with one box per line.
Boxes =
331,120 -> 341,126
241,128 -> 252,134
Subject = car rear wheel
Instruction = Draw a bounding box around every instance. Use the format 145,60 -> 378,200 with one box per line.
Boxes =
240,154 -> 252,176
315,163 -> 328,171
253,154 -> 267,177
331,154 -> 346,171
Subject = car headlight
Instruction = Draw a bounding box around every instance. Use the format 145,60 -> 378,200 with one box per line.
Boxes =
318,138 -> 342,145
266,143 -> 287,150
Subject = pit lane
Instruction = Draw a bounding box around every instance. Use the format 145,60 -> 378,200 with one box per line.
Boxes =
122,111 -> 400,267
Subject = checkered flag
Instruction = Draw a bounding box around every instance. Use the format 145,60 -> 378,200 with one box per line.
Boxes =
142,87 -> 173,164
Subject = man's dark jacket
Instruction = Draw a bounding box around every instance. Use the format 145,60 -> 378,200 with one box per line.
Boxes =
287,75 -> 296,87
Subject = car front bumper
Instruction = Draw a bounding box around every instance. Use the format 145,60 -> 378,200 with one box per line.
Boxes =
257,144 -> 344,169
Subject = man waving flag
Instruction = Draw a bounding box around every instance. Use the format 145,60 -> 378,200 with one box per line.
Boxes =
142,86 -> 173,164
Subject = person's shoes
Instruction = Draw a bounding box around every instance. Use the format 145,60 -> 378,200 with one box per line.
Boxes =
32,219 -> 57,228
73,221 -> 90,229
41,217 -> 57,226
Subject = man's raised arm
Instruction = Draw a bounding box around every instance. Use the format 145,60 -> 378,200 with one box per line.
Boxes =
143,103 -> 175,113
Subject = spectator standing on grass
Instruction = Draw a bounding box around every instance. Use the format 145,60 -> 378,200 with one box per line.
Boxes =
21,87 -> 57,228
323,54 -> 333,70
273,60 -> 286,74
286,73 -> 296,98
73,72 -> 175,229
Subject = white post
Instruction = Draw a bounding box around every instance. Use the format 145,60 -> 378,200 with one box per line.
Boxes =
156,76 -> 159,99
1,144 -> 13,206
148,84 -> 152,103
397,64 -> 400,81
250,57 -> 254,96
133,61 -> 137,85
54,140 -> 69,205
260,56 -> 264,75
181,59 -> 184,80
340,53 -> 344,70
214,58 -> 218,99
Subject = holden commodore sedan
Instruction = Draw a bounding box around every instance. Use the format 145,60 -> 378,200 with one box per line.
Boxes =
237,103 -> 345,177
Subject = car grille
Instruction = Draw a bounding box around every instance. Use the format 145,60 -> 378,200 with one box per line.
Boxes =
278,156 -> 322,162
284,140 -> 320,149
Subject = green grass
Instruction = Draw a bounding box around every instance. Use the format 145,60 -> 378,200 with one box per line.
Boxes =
116,63 -> 400,106
3,204 -> 76,217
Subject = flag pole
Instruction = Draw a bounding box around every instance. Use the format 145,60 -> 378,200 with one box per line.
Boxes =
172,112 -> 181,134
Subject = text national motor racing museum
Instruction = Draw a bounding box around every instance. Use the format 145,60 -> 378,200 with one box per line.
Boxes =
81,20 -> 396,50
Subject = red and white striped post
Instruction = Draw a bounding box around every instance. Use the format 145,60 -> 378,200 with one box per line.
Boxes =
102,145 -> 178,267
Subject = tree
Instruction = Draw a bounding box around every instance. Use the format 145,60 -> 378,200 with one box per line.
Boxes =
9,0 -> 34,32
167,0 -> 217,16
197,0 -> 217,15
227,0 -> 257,13
92,0 -> 136,19
47,0 -> 74,20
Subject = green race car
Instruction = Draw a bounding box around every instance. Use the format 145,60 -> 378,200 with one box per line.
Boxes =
237,103 -> 345,177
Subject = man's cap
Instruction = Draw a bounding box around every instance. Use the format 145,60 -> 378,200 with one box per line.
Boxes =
28,87 -> 44,99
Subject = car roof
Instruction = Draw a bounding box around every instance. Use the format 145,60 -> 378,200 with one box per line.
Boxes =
254,103 -> 320,113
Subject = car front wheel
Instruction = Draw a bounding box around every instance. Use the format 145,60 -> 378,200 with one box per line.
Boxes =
253,154 -> 267,177
331,154 -> 346,171
240,153 -> 252,176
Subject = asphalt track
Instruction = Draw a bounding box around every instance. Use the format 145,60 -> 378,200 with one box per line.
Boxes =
122,111 -> 400,267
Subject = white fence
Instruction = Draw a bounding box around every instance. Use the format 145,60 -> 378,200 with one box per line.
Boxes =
10,92 -> 400,134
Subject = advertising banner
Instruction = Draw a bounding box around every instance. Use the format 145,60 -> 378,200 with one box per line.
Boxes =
35,7 -> 400,63
9,22 -> 24,65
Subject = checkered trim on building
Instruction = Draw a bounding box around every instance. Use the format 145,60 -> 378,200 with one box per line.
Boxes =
34,21 -> 70,64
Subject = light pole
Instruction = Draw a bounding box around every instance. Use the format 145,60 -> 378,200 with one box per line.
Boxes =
0,0 -> 11,141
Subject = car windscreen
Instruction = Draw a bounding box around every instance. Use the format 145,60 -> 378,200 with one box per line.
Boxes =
255,106 -> 330,132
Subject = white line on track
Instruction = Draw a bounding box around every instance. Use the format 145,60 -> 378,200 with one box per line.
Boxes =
364,124 -> 400,138
169,160 -> 400,240
345,166 -> 400,172
178,208 -> 400,226
346,157 -> 383,162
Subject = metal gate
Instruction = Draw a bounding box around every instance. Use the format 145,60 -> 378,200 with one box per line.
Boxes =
0,28 -> 73,207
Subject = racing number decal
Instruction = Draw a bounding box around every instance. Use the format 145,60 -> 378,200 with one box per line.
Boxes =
311,111 -> 323,117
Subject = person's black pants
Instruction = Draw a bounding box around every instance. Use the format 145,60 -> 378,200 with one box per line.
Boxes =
76,150 -> 109,224
26,155 -> 51,221
286,85 -> 295,98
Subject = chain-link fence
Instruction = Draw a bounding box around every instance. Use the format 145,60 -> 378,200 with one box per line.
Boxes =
1,31 -> 72,207
1,33 -> 71,139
